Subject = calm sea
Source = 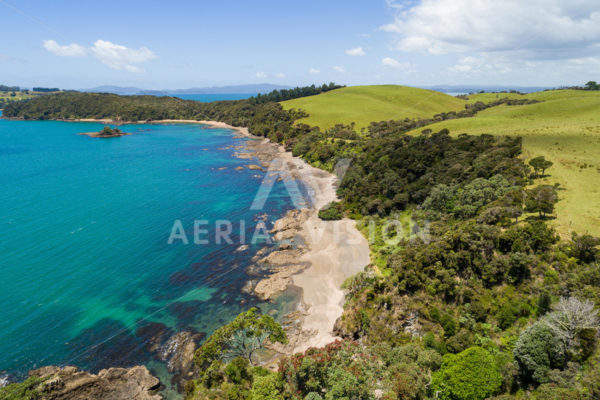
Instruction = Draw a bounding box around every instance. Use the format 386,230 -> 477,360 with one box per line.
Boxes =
0,117 -> 298,387
172,93 -> 253,102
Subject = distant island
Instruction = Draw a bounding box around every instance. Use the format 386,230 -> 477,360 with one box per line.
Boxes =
81,126 -> 128,138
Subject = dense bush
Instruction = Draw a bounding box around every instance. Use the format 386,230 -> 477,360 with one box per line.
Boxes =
317,202 -> 343,220
431,346 -> 502,400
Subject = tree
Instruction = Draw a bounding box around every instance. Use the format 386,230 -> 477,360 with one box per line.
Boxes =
584,81 -> 599,90
545,297 -> 599,352
568,233 -> 600,263
525,185 -> 558,218
513,320 -> 566,384
529,156 -> 553,178
194,308 -> 287,368
431,346 -> 502,400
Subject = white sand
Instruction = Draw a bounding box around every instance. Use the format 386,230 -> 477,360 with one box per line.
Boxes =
263,146 -> 370,352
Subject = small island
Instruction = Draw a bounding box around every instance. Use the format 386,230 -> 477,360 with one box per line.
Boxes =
81,126 -> 128,138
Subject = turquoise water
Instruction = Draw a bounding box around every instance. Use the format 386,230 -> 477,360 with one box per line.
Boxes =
0,117 -> 295,381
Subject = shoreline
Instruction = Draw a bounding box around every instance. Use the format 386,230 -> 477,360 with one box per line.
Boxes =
64,117 -> 370,354
3,117 -> 370,364
229,123 -> 370,354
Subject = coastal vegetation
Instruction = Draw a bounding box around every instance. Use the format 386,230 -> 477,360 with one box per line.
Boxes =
2,83 -> 600,399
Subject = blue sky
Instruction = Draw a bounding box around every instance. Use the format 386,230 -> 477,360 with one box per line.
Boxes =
1,0 -> 599,89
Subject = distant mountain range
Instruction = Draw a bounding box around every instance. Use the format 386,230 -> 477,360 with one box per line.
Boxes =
426,85 -> 553,94
84,84 -> 293,96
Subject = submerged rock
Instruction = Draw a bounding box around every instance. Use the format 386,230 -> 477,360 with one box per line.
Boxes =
158,331 -> 200,382
29,365 -> 161,399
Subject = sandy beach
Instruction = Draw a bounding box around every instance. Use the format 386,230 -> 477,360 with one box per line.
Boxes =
233,127 -> 370,353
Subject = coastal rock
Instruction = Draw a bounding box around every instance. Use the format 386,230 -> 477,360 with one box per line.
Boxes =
234,152 -> 253,159
136,322 -> 172,353
80,127 -> 128,138
0,373 -> 8,388
266,309 -> 317,355
259,249 -> 302,265
236,244 -> 249,252
270,209 -> 310,234
246,164 -> 264,171
158,331 -> 200,390
253,264 -> 306,300
250,247 -> 269,263
29,365 -> 161,400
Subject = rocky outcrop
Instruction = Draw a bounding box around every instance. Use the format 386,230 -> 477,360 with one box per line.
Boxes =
157,331 -> 201,390
29,365 -> 161,399
254,264 -> 307,300
135,322 -> 203,392
269,209 -> 310,241
246,208 -> 312,301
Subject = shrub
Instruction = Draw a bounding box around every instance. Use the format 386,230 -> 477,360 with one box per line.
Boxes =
250,373 -> 284,400
0,377 -> 43,400
225,357 -> 251,384
318,202 -> 344,220
304,393 -> 323,400
431,346 -> 502,400
513,320 -> 566,384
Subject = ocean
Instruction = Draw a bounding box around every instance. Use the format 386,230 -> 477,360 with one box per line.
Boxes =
0,117 -> 299,390
172,93 -> 253,102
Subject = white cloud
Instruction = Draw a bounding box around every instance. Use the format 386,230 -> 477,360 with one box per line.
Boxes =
345,47 -> 366,56
382,57 -> 402,68
381,57 -> 415,72
275,72 -> 286,78
333,66 -> 346,73
448,56 -> 482,73
255,71 -> 268,79
308,68 -> 320,75
90,40 -> 157,73
382,0 -> 600,59
43,40 -> 87,57
448,55 -> 513,75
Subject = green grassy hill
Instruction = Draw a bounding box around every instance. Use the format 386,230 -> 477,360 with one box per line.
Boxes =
406,89 -> 600,237
283,86 -> 600,236
281,85 -> 466,130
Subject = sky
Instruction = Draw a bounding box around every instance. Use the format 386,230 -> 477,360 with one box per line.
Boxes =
1,0 -> 599,89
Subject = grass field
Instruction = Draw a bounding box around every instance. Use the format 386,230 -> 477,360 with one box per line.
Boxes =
406,89 -> 600,237
0,91 -> 36,101
281,85 -> 466,130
